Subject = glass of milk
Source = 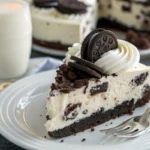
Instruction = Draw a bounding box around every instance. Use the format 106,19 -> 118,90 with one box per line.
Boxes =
0,0 -> 32,79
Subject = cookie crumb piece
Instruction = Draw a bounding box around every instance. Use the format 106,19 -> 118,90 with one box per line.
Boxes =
60,140 -> 64,143
91,128 -> 95,132
81,138 -> 86,142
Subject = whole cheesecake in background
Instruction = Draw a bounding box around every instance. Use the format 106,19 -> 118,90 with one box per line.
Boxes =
26,0 -> 98,50
26,0 -> 150,51
125,30 -> 150,50
98,0 -> 150,32
45,29 -> 150,138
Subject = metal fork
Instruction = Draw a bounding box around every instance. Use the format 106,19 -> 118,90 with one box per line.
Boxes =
100,108 -> 150,138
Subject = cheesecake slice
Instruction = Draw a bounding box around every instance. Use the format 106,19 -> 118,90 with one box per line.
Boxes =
45,29 -> 150,138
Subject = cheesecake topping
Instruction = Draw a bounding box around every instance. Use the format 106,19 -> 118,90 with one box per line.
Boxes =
33,0 -> 87,14
94,40 -> 140,75
33,0 -> 58,8
66,29 -> 140,77
58,0 -> 87,14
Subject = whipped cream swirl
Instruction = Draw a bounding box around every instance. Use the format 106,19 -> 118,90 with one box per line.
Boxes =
94,40 -> 140,75
64,43 -> 81,63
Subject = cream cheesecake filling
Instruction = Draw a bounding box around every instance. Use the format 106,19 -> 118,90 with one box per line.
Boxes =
95,40 -> 140,74
27,0 -> 98,45
45,63 -> 150,132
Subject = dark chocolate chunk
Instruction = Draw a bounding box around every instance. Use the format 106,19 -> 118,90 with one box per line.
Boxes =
83,110 -> 88,114
33,0 -> 58,8
87,30 -> 118,62
55,75 -> 65,84
59,64 -> 72,73
51,83 -> 58,90
64,103 -> 81,116
60,88 -> 72,93
60,140 -> 64,143
130,72 -> 148,87
143,19 -> 149,25
55,64 -> 93,91
71,56 -> 103,74
58,0 -> 87,14
68,62 -> 101,78
90,82 -> 108,95
74,79 -> 88,88
46,115 -> 51,120
84,84 -> 89,94
107,4 -> 112,9
91,128 -> 95,132
142,84 -> 150,95
64,103 -> 81,120
81,138 -> 86,142
112,73 -> 118,77
81,28 -> 105,60
67,71 -> 77,81
122,5 -> 132,12
136,15 -> 140,20
57,70 -> 63,76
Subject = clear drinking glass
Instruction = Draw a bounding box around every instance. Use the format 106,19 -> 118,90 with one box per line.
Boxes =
0,0 -> 32,79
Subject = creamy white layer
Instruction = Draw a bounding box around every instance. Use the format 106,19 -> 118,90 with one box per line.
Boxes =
95,40 -> 140,74
27,0 -> 97,45
99,0 -> 150,30
45,63 -> 150,132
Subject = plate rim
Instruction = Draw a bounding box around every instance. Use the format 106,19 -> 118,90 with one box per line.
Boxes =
32,44 -> 66,57
0,71 -> 53,150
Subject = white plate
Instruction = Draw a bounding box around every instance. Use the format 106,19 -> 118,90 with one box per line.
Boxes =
0,70 -> 150,150
33,44 -> 66,57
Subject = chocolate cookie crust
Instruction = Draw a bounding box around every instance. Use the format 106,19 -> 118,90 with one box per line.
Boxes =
48,88 -> 150,138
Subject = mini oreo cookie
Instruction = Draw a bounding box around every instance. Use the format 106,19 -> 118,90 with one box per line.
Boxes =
68,62 -> 101,78
58,0 -> 87,14
71,56 -> 103,74
33,0 -> 58,8
87,30 -> 118,62
81,28 -> 105,60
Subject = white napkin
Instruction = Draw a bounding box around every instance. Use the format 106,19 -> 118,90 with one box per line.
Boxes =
29,57 -> 62,75
0,57 -> 63,83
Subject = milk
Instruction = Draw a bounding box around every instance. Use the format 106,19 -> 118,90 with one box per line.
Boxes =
0,0 -> 32,79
